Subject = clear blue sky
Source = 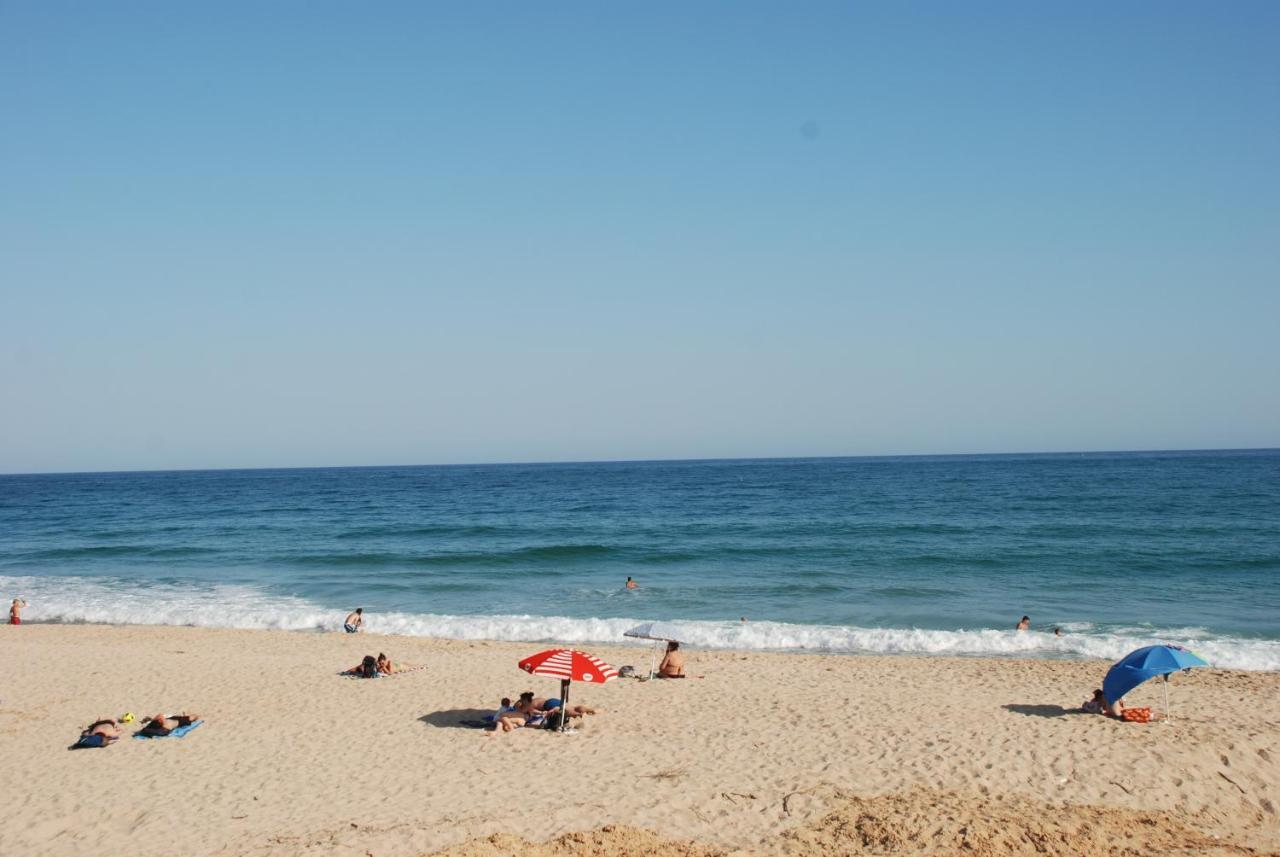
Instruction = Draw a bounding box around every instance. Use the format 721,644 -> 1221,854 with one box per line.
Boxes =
2,1 -> 1277,473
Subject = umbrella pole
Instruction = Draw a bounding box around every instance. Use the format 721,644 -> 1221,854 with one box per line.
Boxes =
560,679 -> 570,733
649,642 -> 659,680
1163,674 -> 1171,724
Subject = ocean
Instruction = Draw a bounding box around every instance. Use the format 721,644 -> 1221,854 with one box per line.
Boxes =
2,450 -> 1278,670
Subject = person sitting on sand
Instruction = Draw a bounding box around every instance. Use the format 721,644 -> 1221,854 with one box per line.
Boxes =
486,697 -> 527,735
139,712 -> 200,737
657,641 -> 686,678
376,653 -> 395,675
343,655 -> 382,678
1082,689 -> 1122,718
78,718 -> 122,746
10,598 -> 26,625
343,608 -> 363,633
1016,615 -> 1030,631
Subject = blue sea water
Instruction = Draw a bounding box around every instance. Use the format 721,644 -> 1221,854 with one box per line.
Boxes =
2,450 -> 1278,669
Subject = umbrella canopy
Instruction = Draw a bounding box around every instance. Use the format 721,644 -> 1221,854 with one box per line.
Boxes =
623,622 -> 690,679
622,621 -> 688,643
1103,644 -> 1209,703
517,649 -> 617,733
518,649 -> 618,684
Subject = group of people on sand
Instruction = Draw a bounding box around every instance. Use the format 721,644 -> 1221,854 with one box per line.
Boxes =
343,653 -> 398,678
76,712 -> 201,747
487,691 -> 598,736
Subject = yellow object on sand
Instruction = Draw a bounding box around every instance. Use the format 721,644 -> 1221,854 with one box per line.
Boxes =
120,712 -> 135,723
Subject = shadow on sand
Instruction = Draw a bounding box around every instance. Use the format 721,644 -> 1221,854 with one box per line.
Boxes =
418,708 -> 494,729
1002,704 -> 1078,719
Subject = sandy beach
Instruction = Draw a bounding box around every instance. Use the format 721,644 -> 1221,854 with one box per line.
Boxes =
2,623 -> 1277,856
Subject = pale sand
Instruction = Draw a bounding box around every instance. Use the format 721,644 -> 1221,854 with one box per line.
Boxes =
2,624 -> 1277,856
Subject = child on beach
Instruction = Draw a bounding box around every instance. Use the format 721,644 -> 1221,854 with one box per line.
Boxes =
10,598 -> 26,625
487,697 -> 528,735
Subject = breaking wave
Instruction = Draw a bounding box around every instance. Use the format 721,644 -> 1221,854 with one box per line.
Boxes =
5,574 -> 1278,671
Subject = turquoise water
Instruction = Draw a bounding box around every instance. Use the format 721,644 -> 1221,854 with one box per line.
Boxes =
2,450 -> 1277,668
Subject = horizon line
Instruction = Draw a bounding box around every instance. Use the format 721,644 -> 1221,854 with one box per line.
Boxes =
2,445 -> 1277,478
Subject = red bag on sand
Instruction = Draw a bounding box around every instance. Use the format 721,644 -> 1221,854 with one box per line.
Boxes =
1121,707 -> 1152,723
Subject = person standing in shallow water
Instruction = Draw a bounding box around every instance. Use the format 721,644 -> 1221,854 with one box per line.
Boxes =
10,598 -> 25,625
1016,615 -> 1030,631
344,607 -> 363,633
625,577 -> 638,590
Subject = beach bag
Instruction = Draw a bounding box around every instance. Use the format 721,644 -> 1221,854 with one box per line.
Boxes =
1121,707 -> 1152,723
619,665 -> 635,678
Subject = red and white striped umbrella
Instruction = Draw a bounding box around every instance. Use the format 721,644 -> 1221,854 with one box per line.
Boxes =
518,649 -> 618,684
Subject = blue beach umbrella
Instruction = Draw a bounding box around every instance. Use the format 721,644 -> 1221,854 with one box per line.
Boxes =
1103,644 -> 1209,717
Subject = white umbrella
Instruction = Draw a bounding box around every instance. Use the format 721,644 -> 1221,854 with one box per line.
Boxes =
623,622 -> 688,679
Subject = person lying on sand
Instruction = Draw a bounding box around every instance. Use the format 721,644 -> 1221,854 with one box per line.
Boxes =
376,653 -> 395,675
343,655 -> 382,678
657,641 -> 686,678
78,718 -> 122,746
139,712 -> 200,737
518,691 -> 598,719
551,701 -> 598,722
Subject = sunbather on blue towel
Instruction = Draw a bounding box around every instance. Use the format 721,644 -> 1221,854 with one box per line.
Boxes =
137,712 -> 201,738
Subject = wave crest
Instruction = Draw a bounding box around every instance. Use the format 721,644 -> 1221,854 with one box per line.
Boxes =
4,574 -> 1277,671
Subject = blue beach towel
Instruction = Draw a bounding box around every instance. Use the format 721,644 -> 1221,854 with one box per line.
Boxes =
134,720 -> 204,739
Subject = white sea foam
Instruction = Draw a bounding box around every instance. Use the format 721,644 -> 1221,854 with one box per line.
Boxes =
6,574 -> 1279,671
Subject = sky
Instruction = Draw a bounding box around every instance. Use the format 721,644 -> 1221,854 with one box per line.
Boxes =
2,1 -> 1278,473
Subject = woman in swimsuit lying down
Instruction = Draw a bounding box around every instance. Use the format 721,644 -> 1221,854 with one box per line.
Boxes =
521,692 -> 599,721
343,655 -> 382,678
139,712 -> 201,737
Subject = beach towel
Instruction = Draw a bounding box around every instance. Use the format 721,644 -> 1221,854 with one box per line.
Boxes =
1120,707 -> 1152,723
337,664 -> 426,680
69,734 -> 110,750
134,720 -> 204,739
